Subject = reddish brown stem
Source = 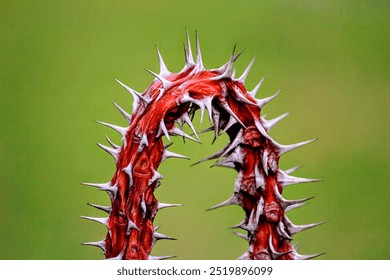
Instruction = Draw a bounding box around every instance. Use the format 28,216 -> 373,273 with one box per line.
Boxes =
82,32 -> 322,260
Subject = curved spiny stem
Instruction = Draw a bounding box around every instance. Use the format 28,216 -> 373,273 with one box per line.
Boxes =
82,32 -> 321,260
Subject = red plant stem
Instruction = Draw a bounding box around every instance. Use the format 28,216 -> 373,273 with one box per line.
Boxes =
82,32 -> 322,260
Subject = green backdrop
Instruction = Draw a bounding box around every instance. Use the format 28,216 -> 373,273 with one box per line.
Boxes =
0,1 -> 389,260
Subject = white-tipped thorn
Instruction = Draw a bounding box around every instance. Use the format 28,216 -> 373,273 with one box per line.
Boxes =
82,239 -> 106,252
218,129 -> 244,159
153,231 -> 176,241
274,185 -> 314,211
155,46 -> 171,77
139,133 -> 149,147
292,251 -> 325,260
87,203 -> 112,213
81,182 -> 118,200
210,60 -> 233,80
222,115 -> 238,133
212,109 -> 221,142
278,169 -> 321,188
284,215 -> 324,237
274,138 -> 318,156
126,219 -> 140,234
284,165 -> 302,175
254,119 -> 272,140
81,181 -> 109,189
157,202 -> 183,210
285,201 -> 307,212
181,112 -> 200,141
232,231 -> 249,241
212,158 -> 235,169
79,216 -> 108,227
97,143 -> 119,161
248,77 -> 265,97
122,163 -> 133,187
268,236 -> 293,259
112,101 -> 132,123
171,126 -> 200,143
231,68 -> 236,79
208,195 -> 239,211
162,150 -> 189,161
159,119 -> 171,142
191,145 -> 228,166
184,28 -> 195,67
203,96 -> 214,124
213,148 -> 243,169
140,199 -> 147,218
236,56 -> 256,84
145,68 -> 172,90
115,79 -> 150,106
219,101 -> 246,128
211,45 -> 237,79
148,255 -> 176,260
105,135 -> 120,150
148,170 -> 163,186
194,31 -> 204,72
276,221 -> 293,240
256,88 -> 281,108
96,120 -> 127,136
197,126 -> 214,135
262,112 -> 289,131
232,85 -> 258,106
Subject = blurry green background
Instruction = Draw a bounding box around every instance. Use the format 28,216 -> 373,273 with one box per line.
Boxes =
0,1 -> 389,260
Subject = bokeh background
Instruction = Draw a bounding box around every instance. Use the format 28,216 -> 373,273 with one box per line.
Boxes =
0,1 -> 388,260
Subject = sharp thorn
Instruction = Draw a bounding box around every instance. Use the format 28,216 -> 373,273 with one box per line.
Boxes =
171,126 -> 200,143
97,143 -> 119,161
115,79 -> 150,105
256,88 -> 281,108
122,163 -> 133,187
87,203 -> 112,213
275,138 -> 318,156
81,239 -> 106,252
105,135 -> 120,149
95,120 -> 127,136
236,56 -> 256,84
268,236 -> 293,259
278,169 -> 321,188
145,68 -> 172,90
112,101 -> 132,123
79,216 -> 108,227
232,231 -> 249,241
249,77 -> 265,97
185,28 -> 195,66
162,150 -> 190,161
153,231 -> 177,241
284,165 -> 302,175
194,30 -> 204,72
274,185 -> 314,210
159,119 -> 171,142
262,112 -> 289,131
191,145 -> 229,166
207,195 -> 239,211
155,46 -> 170,76
284,215 -> 324,236
157,202 -> 183,210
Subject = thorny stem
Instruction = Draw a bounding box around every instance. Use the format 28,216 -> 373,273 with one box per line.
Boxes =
82,31 -> 322,260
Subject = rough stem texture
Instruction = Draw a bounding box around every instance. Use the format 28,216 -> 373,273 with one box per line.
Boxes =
82,32 -> 322,260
